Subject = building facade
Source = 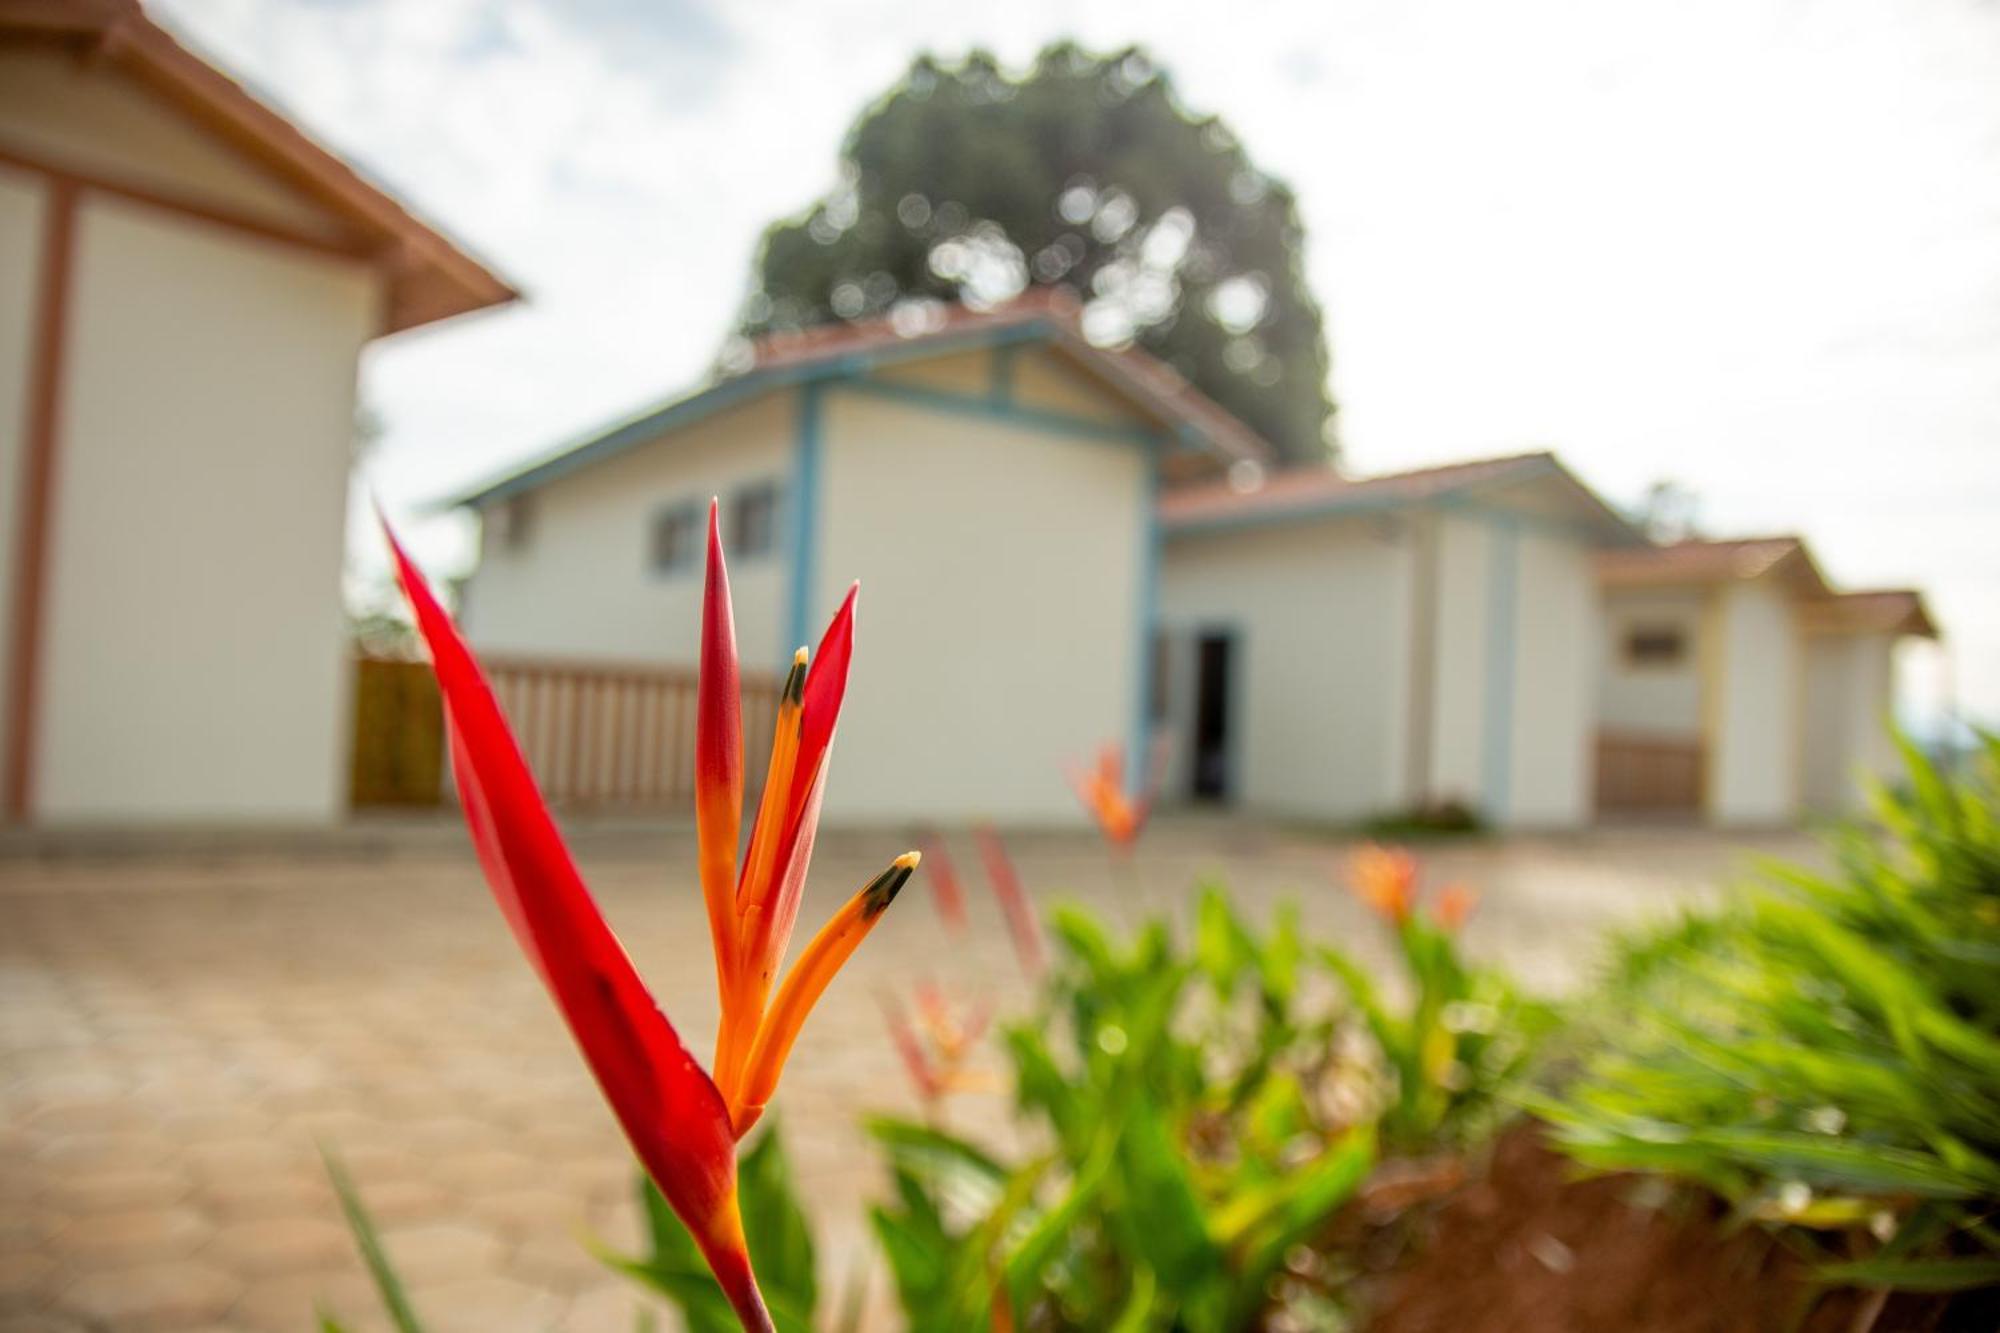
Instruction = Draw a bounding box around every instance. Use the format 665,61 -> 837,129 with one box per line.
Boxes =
452,297 -> 1266,824
1595,539 -> 1936,825
1156,454 -> 1638,829
0,1 -> 511,825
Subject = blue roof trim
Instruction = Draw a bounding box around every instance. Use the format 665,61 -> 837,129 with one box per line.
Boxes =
438,319 -> 1064,511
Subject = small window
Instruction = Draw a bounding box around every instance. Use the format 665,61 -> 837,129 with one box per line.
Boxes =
650,502 -> 702,575
728,480 -> 781,559
1624,624 -> 1687,667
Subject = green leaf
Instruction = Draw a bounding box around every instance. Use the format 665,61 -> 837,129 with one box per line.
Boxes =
320,1145 -> 429,1333
1815,1255 -> 2000,1292
739,1120 -> 817,1320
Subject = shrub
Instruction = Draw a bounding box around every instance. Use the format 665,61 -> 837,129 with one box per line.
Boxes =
1540,737 -> 2000,1295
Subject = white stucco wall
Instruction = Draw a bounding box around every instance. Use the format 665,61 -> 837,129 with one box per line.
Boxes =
0,168 -> 45,778
1709,580 -> 1801,825
1160,518 -> 1411,822
1419,513 -> 1597,828
1598,588 -> 1707,738
1802,630 -> 1897,815
36,197 -> 377,823
461,393 -> 794,671
1506,526 -> 1596,827
815,388 -> 1147,824
1426,513 -> 1493,811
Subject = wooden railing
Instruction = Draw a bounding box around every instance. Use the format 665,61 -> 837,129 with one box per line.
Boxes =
484,656 -> 782,811
350,653 -> 783,813
1595,731 -> 1705,816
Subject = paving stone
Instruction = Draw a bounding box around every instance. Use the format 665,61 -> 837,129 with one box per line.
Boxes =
372,1223 -> 503,1281
205,1217 -> 352,1275
58,1260 -> 241,1330
47,1207 -> 209,1262
227,1268 -> 375,1333
562,1280 -> 673,1333
43,1166 -> 189,1213
337,1177 -> 450,1225
399,1275 -> 564,1333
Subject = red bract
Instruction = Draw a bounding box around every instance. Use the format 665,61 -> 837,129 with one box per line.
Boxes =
386,502 -> 912,1332
918,831 -> 969,936
975,823 -> 1045,978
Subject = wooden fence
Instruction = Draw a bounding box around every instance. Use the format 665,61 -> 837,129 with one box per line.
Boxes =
350,657 -> 445,808
350,653 -> 783,813
1594,731 -> 1705,816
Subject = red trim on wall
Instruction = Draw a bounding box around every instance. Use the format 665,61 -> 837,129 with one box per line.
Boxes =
4,179 -> 78,820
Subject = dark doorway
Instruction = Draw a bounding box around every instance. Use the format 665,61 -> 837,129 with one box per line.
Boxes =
1192,631 -> 1235,801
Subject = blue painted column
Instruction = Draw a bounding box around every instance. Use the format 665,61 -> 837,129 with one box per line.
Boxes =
1129,438 -> 1163,795
1480,515 -> 1521,823
784,382 -> 824,656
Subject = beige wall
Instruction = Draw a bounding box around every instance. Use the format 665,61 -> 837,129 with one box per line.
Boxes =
1598,588 -> 1708,738
1426,513 -> 1492,810
1160,518 -> 1411,822
1506,526 -> 1596,827
35,196 -> 376,822
816,389 -> 1147,824
462,393 -> 794,670
1422,512 -> 1597,828
1708,579 -> 1801,825
1802,630 -> 1898,814
0,168 -> 45,778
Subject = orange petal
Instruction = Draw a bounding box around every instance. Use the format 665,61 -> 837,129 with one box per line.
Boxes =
716,650 -> 806,1091
731,852 -> 918,1131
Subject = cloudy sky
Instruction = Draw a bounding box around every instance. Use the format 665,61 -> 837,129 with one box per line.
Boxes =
156,0 -> 2000,726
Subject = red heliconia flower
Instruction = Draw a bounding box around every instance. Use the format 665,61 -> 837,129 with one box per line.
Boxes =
1431,882 -> 1479,931
974,823 -> 1045,978
1067,742 -> 1152,848
1348,843 -> 1420,925
385,501 -> 913,1333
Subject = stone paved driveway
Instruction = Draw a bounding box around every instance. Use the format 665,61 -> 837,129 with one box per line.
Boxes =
0,819 -> 1815,1332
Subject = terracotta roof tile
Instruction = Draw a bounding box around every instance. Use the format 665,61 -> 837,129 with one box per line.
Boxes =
747,291 -> 1274,465
1595,537 -> 1826,590
1160,452 -> 1558,530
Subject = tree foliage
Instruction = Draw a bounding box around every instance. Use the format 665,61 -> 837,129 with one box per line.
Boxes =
737,43 -> 1336,464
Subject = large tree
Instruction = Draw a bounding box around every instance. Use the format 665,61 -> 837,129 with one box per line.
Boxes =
736,44 -> 1337,464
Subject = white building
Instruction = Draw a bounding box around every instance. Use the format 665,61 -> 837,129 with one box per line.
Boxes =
1595,538 -> 1937,824
450,294 -> 1268,824
1156,454 -> 1639,829
0,0 -> 512,825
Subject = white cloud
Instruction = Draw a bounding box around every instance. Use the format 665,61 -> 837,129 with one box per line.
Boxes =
155,0 -> 2000,726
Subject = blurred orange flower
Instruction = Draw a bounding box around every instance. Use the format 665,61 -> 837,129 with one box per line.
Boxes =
1067,742 -> 1152,848
1348,843 -> 1420,924
1431,883 -> 1479,931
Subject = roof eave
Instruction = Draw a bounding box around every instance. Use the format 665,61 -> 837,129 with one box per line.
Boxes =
3,0 -> 522,333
